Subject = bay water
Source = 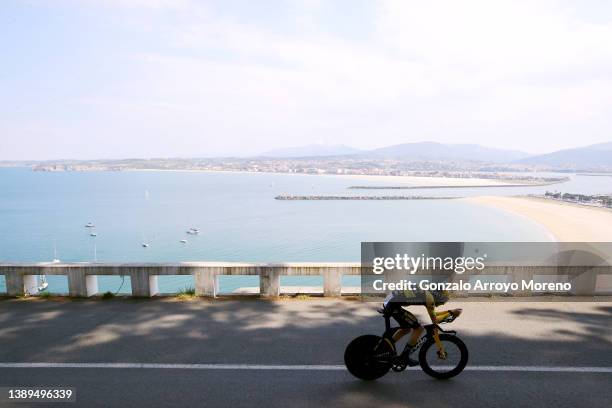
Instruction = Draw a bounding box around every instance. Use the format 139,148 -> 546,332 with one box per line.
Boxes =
1,168 -> 605,294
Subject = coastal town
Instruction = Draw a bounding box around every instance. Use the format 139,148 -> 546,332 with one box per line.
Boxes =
7,157 -> 572,185
542,191 -> 612,208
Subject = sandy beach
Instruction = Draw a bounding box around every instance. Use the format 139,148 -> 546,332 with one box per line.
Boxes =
465,196 -> 612,241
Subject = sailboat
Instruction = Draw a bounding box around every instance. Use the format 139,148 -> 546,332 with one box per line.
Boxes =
37,275 -> 49,292
51,241 -> 60,263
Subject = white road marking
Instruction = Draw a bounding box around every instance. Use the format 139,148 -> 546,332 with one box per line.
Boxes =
463,366 -> 612,373
0,363 -> 611,373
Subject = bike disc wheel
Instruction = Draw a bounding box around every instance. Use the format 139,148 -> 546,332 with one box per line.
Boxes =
418,333 -> 468,380
344,335 -> 394,381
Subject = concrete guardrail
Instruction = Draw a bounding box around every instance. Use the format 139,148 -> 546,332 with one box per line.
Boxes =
0,263 -> 360,298
0,263 -> 610,298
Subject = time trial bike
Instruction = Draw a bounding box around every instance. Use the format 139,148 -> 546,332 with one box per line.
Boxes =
344,303 -> 468,380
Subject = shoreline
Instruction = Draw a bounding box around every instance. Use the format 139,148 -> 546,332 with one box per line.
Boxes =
464,196 -> 612,242
25,166 -> 567,188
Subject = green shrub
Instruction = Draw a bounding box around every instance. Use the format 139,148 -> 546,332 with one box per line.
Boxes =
176,286 -> 196,299
102,291 -> 115,299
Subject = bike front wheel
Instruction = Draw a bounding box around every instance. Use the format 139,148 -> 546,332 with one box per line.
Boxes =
418,333 -> 468,379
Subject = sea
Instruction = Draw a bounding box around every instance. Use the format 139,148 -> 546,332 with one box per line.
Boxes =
0,167 -> 609,294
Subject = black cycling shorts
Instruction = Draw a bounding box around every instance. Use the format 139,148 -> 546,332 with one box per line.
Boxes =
390,307 -> 420,329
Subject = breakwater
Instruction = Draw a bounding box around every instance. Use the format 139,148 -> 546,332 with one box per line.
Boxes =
274,195 -> 460,200
349,184 -> 539,189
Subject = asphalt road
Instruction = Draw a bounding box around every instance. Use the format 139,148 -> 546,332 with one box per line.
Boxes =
0,297 -> 611,407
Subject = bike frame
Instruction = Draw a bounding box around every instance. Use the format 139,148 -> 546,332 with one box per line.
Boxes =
380,307 -> 462,357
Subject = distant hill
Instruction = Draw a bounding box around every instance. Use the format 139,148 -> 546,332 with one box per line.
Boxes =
366,142 -> 529,163
257,141 -> 612,168
517,142 -> 612,168
259,142 -> 528,162
259,144 -> 362,158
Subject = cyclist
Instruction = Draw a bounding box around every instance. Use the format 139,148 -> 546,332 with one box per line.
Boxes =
383,289 -> 451,366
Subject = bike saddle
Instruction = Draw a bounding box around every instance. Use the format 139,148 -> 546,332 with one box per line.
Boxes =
440,308 -> 463,324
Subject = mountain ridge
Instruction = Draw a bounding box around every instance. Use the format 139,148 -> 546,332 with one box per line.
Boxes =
257,141 -> 612,169
517,142 -> 612,167
259,142 -> 529,163
366,142 -> 529,163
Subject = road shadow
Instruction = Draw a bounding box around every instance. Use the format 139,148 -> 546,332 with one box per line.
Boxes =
0,298 -> 611,407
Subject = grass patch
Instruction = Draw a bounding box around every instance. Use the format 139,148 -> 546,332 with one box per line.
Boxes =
102,291 -> 115,299
277,294 -> 313,301
39,291 -> 51,298
176,286 -> 197,300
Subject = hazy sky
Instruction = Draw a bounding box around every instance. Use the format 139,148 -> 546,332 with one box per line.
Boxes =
1,0 -> 612,160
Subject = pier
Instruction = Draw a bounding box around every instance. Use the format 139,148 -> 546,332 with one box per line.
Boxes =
348,184 -> 552,189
